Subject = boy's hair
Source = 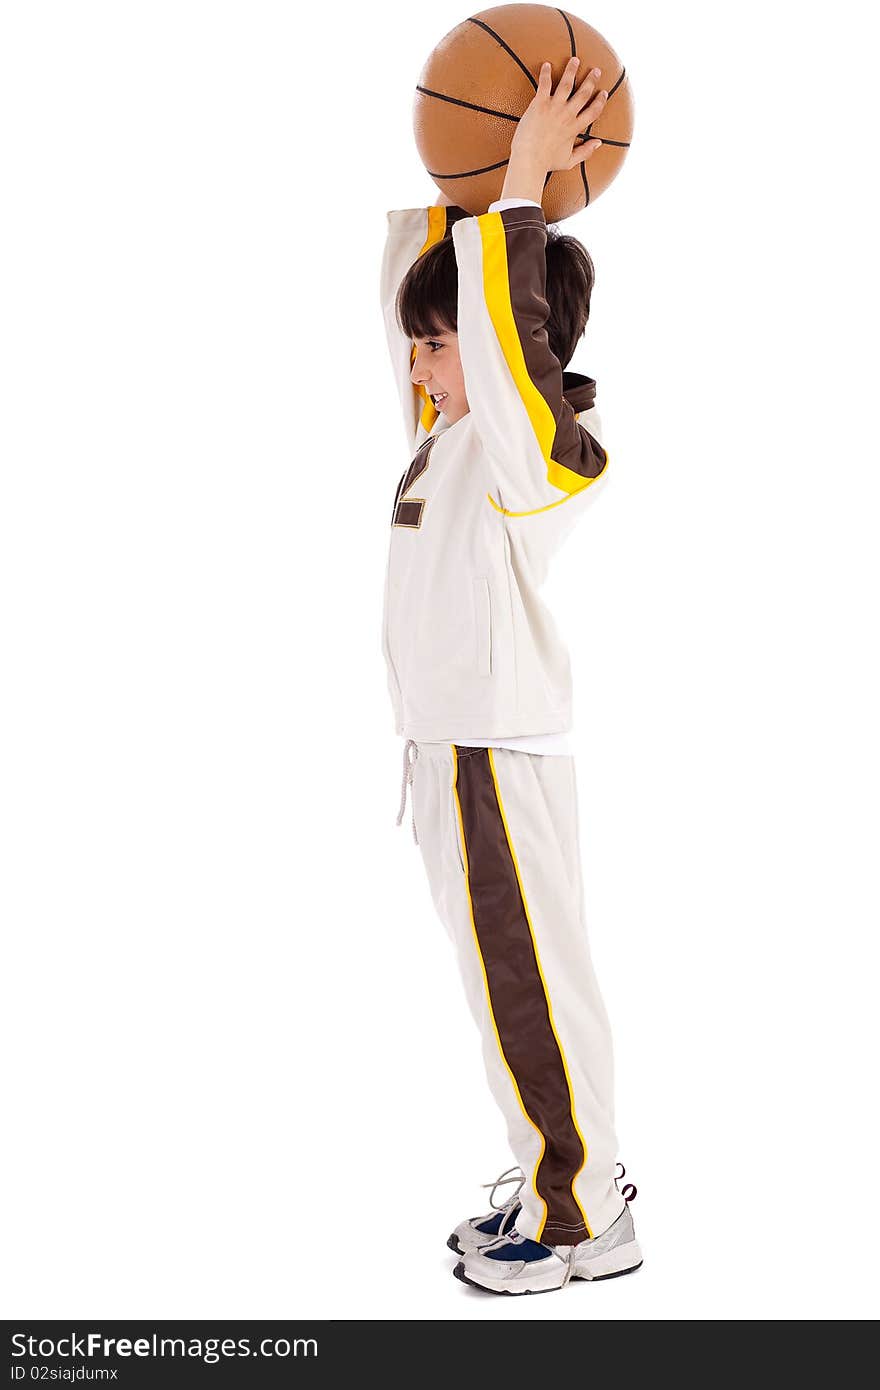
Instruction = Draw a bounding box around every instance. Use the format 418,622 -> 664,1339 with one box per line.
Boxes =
395,222 -> 595,368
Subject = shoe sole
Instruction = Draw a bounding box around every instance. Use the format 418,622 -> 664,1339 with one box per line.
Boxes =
452,1241 -> 644,1296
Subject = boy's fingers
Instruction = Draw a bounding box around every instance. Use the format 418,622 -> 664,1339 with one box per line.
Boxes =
573,79 -> 607,118
568,138 -> 602,168
552,55 -> 581,98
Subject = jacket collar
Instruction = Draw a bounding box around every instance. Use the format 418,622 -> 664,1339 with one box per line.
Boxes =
562,371 -> 597,413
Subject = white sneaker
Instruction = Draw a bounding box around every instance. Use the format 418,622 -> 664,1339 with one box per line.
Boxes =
453,1201 -> 643,1296
447,1166 -> 525,1257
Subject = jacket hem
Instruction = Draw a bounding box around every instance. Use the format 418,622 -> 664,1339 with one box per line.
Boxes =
397,709 -> 572,741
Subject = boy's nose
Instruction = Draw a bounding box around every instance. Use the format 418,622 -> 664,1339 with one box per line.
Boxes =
410,345 -> 432,386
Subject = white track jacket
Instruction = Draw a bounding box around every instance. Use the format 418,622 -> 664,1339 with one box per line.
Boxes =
380,202 -> 609,742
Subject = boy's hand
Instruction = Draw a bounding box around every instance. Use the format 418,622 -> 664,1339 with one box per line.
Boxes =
510,58 -> 607,174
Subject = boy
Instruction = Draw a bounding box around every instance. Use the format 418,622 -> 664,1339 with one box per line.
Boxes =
380,58 -> 642,1294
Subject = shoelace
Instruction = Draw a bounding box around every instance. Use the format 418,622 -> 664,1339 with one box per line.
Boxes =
395,738 -> 419,844
481,1164 -> 526,1211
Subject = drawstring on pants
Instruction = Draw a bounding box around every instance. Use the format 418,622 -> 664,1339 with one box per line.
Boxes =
395,737 -> 419,844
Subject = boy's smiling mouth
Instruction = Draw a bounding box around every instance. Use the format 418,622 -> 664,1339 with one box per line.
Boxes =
431,391 -> 448,406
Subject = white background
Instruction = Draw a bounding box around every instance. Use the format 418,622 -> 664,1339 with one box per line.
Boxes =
2,0 -> 878,1322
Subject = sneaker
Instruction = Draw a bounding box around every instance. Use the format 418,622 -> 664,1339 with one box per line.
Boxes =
449,1159 -> 637,1259
447,1166 -> 526,1257
453,1201 -> 643,1295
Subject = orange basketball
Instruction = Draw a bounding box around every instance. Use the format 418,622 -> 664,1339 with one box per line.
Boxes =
413,4 -> 634,221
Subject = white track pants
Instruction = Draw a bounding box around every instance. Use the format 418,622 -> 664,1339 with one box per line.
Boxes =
400,738 -> 626,1245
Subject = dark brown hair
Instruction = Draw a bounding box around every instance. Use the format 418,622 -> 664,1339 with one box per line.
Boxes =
394,221 -> 595,368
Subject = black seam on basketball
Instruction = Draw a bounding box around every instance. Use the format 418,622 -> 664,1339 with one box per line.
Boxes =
417,86 -> 628,150
416,86 -> 519,122
467,18 -> 539,89
557,9 -> 577,56
576,135 -> 630,149
578,68 -> 625,143
416,65 -> 627,131
608,67 -> 626,99
426,157 -> 512,180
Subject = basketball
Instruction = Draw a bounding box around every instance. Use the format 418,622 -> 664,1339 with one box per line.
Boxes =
413,4 -> 634,221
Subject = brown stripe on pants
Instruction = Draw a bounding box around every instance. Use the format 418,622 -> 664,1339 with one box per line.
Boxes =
453,745 -> 591,1244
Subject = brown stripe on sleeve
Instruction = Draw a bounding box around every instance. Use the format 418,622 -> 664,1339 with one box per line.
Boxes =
501,208 -> 607,485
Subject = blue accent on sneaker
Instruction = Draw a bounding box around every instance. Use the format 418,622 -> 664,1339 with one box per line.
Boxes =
474,1212 -> 503,1236
475,1202 -> 521,1236
484,1236 -> 553,1264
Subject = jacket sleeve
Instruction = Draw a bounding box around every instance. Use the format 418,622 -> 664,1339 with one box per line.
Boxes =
450,205 -> 608,515
379,205 -> 469,456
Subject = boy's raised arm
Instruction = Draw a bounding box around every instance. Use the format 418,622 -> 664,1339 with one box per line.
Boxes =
379,208 -> 433,456
451,203 -> 607,514
451,57 -> 609,514
379,203 -> 468,456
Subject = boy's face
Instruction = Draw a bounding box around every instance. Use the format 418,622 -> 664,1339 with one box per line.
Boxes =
410,332 -> 469,425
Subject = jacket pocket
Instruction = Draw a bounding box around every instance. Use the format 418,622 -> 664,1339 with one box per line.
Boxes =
450,791 -> 466,874
472,575 -> 492,677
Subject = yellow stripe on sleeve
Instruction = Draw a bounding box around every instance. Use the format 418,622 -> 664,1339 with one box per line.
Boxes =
478,213 -> 591,498
411,208 -> 449,433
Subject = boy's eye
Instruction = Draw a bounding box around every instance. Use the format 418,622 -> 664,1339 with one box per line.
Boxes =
427,341 -> 442,351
